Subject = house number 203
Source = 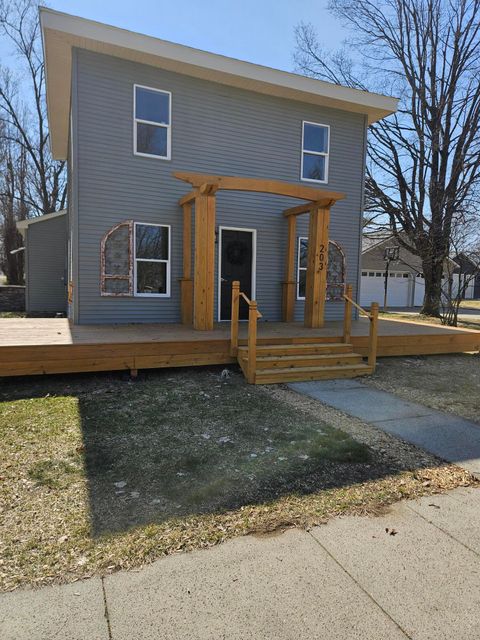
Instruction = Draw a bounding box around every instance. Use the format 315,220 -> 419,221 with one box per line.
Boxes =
319,244 -> 325,270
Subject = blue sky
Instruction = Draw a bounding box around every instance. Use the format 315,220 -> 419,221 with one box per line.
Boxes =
29,0 -> 348,72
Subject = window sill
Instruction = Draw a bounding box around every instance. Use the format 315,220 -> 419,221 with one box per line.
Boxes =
133,150 -> 171,161
300,176 -> 329,185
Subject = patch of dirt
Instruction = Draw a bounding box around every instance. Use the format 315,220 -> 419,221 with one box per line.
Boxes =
360,353 -> 480,424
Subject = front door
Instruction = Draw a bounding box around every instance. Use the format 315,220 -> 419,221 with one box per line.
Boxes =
219,228 -> 255,321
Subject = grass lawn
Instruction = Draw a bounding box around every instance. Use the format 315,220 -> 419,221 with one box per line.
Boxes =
0,367 -> 474,592
460,300 -> 480,310
0,311 -> 26,319
364,353 -> 480,424
379,310 -> 480,331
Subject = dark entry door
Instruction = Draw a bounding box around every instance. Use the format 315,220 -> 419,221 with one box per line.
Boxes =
220,228 -> 254,321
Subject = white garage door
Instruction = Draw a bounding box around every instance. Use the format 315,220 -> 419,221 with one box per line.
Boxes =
413,276 -> 425,307
360,271 -> 411,307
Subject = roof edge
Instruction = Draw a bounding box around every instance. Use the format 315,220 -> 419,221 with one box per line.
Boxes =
39,7 -> 399,160
17,209 -> 67,232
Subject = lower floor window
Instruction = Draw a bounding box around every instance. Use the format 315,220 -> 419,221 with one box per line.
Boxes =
135,223 -> 170,296
297,238 -> 346,300
100,221 -> 171,297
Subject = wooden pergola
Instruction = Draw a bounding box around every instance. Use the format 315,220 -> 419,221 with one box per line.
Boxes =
174,172 -> 345,331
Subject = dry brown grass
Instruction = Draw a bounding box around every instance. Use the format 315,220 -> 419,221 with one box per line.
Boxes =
364,353 -> 480,424
460,300 -> 480,310
379,310 -> 480,331
0,367 -> 475,592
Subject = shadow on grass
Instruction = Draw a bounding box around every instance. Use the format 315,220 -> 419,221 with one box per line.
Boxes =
0,366 -> 440,538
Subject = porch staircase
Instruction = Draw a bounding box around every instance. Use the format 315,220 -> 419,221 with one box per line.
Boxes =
230,281 -> 380,385
236,338 -> 373,384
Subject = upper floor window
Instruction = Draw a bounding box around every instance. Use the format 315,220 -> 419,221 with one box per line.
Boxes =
301,121 -> 329,183
134,85 -> 171,159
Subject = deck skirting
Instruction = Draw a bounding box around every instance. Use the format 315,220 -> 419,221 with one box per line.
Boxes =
0,318 -> 478,378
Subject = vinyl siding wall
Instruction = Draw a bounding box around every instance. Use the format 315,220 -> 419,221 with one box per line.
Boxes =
73,49 -> 367,324
25,215 -> 68,314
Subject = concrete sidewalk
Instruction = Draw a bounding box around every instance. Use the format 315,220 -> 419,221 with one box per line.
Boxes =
289,379 -> 480,478
2,487 -> 480,639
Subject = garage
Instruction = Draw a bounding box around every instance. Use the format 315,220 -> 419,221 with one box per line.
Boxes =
360,271 -> 412,307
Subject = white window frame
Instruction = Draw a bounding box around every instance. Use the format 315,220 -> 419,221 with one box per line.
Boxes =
133,84 -> 172,160
297,236 -> 308,300
134,222 -> 171,297
300,121 -> 330,184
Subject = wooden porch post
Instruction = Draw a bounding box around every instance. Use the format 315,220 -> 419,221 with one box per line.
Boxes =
193,188 -> 216,330
304,205 -> 330,328
282,215 -> 297,322
180,202 -> 193,325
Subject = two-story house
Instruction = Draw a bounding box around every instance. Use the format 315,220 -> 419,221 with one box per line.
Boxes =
11,8 -> 406,383
39,8 -> 397,327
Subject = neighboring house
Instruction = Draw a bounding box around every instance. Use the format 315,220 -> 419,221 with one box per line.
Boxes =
17,211 -> 68,315
452,253 -> 480,300
39,8 -> 397,328
360,232 -> 471,308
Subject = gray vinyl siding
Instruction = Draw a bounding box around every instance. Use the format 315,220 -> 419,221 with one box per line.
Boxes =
74,48 -> 366,324
25,215 -> 68,314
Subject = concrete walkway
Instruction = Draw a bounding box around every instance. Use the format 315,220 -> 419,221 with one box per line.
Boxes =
289,379 -> 480,477
2,487 -> 480,639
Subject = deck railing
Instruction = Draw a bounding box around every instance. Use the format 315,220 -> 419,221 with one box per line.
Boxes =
230,280 -> 263,383
342,283 -> 379,371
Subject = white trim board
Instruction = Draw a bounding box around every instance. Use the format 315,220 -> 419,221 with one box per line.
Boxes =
217,226 -> 257,322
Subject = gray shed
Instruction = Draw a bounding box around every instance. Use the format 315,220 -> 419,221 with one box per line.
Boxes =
17,210 -> 68,315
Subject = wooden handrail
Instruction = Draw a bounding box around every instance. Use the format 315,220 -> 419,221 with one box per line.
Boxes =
239,291 -> 263,317
342,285 -> 379,372
230,281 -> 262,384
343,294 -> 371,318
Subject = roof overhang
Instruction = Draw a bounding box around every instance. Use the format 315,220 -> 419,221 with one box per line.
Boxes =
40,7 -> 399,161
16,209 -> 67,236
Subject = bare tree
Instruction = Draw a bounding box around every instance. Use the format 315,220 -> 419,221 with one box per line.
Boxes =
0,135 -> 28,284
295,0 -> 480,316
0,0 -> 66,284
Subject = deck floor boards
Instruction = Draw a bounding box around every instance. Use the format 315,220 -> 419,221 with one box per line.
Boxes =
0,318 -> 478,378
0,317 -> 476,347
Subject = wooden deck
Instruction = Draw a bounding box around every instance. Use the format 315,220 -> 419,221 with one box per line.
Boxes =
0,317 -> 479,378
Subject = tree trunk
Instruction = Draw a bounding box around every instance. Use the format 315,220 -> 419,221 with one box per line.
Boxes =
421,258 -> 443,317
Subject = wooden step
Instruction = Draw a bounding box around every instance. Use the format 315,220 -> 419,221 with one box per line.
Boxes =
241,352 -> 364,370
254,363 -> 373,384
237,342 -> 354,357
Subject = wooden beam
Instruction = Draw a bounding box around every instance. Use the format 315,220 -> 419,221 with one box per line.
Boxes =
304,205 -> 330,328
178,190 -> 197,206
174,171 -> 345,203
193,193 -> 216,330
180,202 -> 193,326
182,202 -> 192,280
282,215 -> 297,322
283,201 -> 326,217
199,183 -> 219,195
